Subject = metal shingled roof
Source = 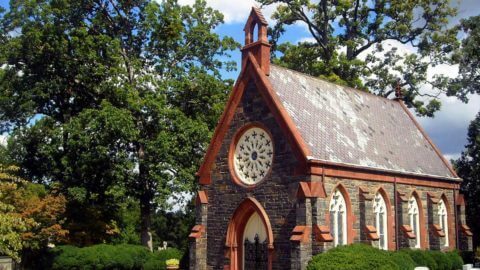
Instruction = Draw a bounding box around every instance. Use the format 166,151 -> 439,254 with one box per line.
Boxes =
267,65 -> 456,179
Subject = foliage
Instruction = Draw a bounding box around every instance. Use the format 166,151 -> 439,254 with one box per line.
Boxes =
50,244 -> 181,270
0,164 -> 68,262
307,244 -> 463,270
0,0 -> 238,248
448,15 -> 480,102
259,0 -> 461,116
446,251 -> 464,270
455,112 -> 480,249
399,249 -> 437,270
387,251 -> 416,270
307,244 -> 399,270
151,201 -> 195,252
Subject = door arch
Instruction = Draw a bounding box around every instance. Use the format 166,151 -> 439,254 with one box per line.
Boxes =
225,197 -> 274,270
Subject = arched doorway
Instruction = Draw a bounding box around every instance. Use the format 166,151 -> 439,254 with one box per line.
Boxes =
225,197 -> 273,270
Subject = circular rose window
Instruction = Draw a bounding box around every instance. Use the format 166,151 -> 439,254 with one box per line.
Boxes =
232,126 -> 274,185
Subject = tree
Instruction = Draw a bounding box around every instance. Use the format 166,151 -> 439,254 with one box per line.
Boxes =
259,0 -> 460,116
0,164 -> 68,262
448,15 -> 480,102
455,112 -> 480,249
0,0 -> 238,250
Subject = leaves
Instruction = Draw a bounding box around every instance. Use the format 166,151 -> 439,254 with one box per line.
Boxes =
260,0 -> 461,116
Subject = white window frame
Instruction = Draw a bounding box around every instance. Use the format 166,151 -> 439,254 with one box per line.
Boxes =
373,192 -> 388,250
438,199 -> 449,247
329,189 -> 347,247
408,196 -> 421,248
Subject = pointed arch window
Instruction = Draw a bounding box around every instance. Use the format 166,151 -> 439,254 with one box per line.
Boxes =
330,189 -> 347,247
408,196 -> 421,248
374,192 -> 388,250
438,199 -> 449,247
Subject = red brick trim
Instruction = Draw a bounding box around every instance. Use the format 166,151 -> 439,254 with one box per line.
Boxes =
427,192 -> 439,204
225,197 -> 274,270
456,194 -> 465,206
364,225 -> 380,240
309,161 -> 460,189
359,187 -> 374,201
431,224 -> 445,237
290,226 -> 311,243
189,225 -> 205,239
196,190 -> 208,205
397,100 -> 459,178
313,225 -> 334,242
228,122 -> 274,189
296,182 -> 326,199
460,224 -> 473,237
401,225 -> 416,239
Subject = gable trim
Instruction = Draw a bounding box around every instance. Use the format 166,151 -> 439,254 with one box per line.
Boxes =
196,53 -> 311,184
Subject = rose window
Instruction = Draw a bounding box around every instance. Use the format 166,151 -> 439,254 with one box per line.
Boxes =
233,126 -> 274,185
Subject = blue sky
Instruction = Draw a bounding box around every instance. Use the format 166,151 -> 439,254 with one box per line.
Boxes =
1,0 -> 479,161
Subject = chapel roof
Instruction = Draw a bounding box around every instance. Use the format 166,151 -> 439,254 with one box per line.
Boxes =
267,64 -> 457,179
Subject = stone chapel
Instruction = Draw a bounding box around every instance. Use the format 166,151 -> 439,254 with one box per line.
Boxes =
188,7 -> 473,270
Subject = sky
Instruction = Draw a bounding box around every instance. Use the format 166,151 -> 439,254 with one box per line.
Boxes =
0,0 -> 479,162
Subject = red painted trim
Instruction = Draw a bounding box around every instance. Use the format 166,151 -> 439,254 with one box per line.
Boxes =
375,187 -> 395,251
225,197 -> 274,270
196,190 -> 208,205
228,122 -> 274,189
397,100 -> 459,178
197,69 -> 251,185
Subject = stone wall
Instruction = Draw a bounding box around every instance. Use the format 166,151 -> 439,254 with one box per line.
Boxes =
202,80 -> 304,270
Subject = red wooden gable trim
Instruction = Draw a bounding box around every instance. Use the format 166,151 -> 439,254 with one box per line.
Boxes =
196,53 -> 311,184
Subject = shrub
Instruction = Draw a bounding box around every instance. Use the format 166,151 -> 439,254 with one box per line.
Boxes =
446,251 -> 464,270
399,249 -> 437,270
50,244 -> 182,270
430,251 -> 451,270
388,251 -> 416,270
307,244 -> 399,270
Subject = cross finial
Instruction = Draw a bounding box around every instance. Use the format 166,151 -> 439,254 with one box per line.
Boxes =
395,79 -> 403,100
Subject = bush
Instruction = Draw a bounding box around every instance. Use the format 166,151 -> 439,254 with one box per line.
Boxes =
399,249 -> 437,270
446,251 -> 464,270
307,244 -> 399,270
388,251 -> 416,270
50,244 -> 182,270
430,251 -> 451,270
307,244 -> 464,270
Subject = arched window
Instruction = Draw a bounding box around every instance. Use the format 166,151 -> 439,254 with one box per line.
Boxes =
438,199 -> 449,247
330,188 -> 347,247
373,192 -> 388,250
408,196 -> 421,248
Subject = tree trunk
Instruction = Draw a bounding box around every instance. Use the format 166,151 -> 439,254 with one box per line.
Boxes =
140,194 -> 153,251
138,143 -> 153,251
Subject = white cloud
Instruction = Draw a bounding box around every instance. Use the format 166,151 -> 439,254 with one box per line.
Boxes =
172,0 -> 279,24
297,37 -> 316,44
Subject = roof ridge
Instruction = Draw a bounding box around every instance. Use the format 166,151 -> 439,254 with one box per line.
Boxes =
270,64 -> 399,104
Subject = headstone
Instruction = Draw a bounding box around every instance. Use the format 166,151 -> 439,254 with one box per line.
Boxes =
0,257 -> 13,270
463,264 -> 472,270
415,267 -> 429,270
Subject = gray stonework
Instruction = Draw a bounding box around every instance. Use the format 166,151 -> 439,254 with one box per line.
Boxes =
203,80 -> 304,269
191,79 -> 464,270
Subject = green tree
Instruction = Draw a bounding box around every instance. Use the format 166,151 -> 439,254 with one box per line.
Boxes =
259,0 -> 460,116
455,112 -> 480,249
0,0 -> 238,249
448,15 -> 480,102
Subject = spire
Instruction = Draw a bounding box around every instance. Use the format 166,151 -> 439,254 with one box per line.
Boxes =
241,7 -> 271,75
